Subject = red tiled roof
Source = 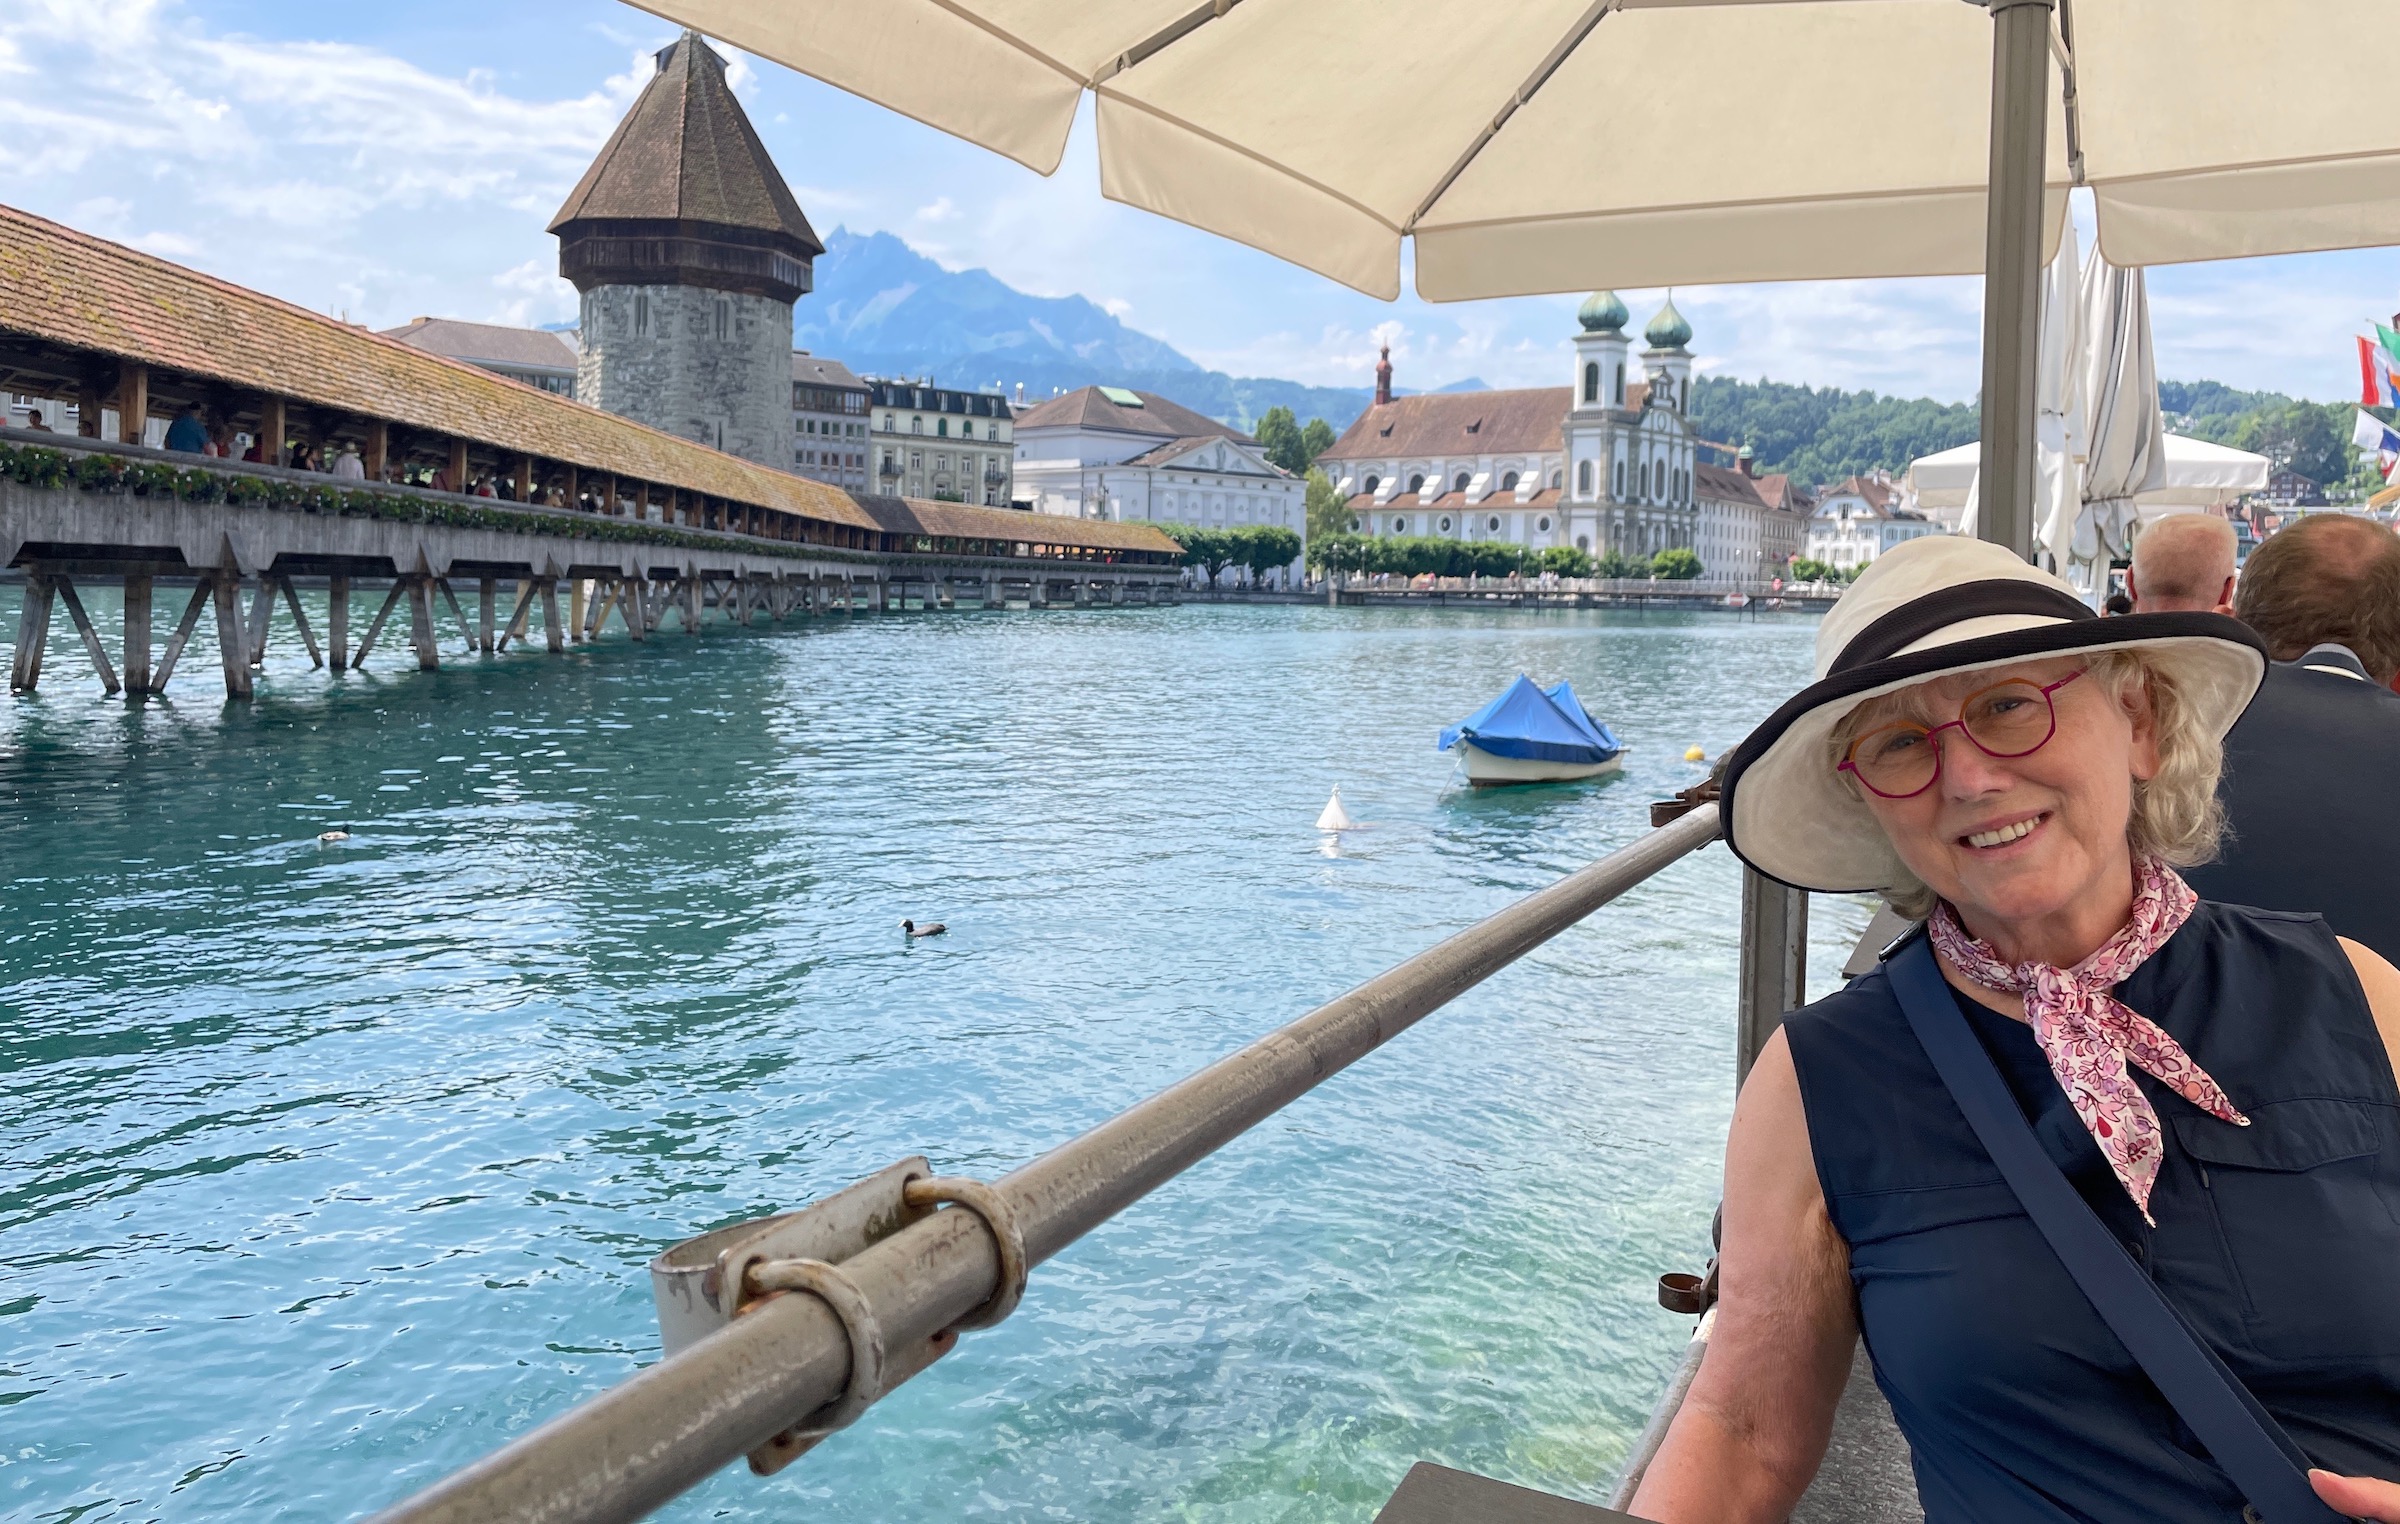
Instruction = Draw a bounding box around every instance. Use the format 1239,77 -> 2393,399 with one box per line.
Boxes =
855,496 -> 1180,556
1695,461 -> 1769,509
381,318 -> 579,373
1012,386 -> 1249,442
1318,387 -> 1571,463
0,199 -> 879,530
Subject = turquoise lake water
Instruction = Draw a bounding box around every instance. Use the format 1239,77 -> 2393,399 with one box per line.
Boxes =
0,595 -> 1874,1522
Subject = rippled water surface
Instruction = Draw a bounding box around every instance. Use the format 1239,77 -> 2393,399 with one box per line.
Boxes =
0,594 -> 1874,1522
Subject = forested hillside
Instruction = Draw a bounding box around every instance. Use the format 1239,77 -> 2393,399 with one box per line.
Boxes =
1695,374 -> 2372,493
1688,377 -> 1979,484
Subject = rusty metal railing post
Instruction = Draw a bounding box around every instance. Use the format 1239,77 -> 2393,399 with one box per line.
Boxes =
1735,869 -> 1807,1088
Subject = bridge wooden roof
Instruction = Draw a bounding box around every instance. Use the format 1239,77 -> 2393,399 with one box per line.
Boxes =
856,496 -> 1182,556
0,202 -> 877,529
0,202 -> 1180,560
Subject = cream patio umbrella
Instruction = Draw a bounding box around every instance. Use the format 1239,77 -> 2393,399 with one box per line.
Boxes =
634,0 -> 2400,558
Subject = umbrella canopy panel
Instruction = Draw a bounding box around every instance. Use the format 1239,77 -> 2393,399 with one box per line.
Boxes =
633,0 -> 2397,302
1909,433 -> 2269,511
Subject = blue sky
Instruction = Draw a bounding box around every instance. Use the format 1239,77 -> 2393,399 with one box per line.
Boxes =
3,0 -> 2393,404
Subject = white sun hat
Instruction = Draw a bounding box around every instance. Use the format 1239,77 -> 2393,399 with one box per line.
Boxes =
1721,537 -> 2266,894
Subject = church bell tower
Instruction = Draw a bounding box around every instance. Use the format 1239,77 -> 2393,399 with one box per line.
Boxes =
551,31 -> 821,470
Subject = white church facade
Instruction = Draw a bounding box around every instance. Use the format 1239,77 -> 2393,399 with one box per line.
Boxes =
1315,293 -> 1704,560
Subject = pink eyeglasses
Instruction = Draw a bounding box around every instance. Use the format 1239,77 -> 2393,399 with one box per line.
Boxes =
1838,669 -> 2085,799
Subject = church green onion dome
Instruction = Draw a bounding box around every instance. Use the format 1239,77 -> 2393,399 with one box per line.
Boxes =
1644,296 -> 1692,351
1576,290 -> 1629,333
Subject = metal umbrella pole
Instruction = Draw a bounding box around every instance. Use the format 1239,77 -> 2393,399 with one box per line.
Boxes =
1975,0 -> 2058,562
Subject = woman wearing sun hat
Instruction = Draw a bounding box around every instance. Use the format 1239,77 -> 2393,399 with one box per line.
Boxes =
1629,537 -> 2400,1524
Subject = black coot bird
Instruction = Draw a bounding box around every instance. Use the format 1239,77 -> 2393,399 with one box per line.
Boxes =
902,919 -> 947,938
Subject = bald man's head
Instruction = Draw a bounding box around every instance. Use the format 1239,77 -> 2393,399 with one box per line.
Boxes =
2129,513 -> 2238,613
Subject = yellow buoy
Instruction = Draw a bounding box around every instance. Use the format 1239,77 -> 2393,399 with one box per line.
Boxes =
1683,745 -> 1706,762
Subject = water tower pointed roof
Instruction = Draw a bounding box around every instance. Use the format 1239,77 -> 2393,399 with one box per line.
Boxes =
550,30 -> 822,302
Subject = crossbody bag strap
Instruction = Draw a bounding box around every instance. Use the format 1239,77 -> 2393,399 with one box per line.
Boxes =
1886,935 -> 2347,1524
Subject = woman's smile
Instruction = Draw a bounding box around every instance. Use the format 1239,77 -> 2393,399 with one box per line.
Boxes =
1960,810 -> 2048,852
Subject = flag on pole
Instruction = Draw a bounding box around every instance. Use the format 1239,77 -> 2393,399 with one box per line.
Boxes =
2361,336 -> 2400,406
2354,409 -> 2399,451
2379,321 -> 2400,366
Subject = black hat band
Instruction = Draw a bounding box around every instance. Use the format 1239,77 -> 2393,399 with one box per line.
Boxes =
1831,578 -> 2095,675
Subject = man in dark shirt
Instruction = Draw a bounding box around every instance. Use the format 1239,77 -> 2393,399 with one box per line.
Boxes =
2184,513 -> 2400,963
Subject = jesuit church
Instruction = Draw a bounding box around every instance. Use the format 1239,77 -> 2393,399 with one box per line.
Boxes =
1317,294 -> 1702,559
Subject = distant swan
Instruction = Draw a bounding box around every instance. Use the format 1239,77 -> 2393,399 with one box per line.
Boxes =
902,919 -> 947,938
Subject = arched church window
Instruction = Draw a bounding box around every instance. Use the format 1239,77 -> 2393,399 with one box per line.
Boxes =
1363,475 -> 1380,494
1408,473 -> 1425,495
1501,470 -> 1519,491
1613,365 -> 1625,404
1613,460 -> 1624,497
1452,472 -> 1469,493
1550,470 -> 1562,489
1578,461 -> 1594,495
1583,362 -> 1599,405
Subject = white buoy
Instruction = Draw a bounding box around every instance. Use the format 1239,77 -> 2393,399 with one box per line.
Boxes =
1315,786 -> 1357,832
317,830 -> 350,844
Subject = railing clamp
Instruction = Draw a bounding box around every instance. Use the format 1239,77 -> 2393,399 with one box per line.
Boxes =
902,1175 -> 1029,1331
742,1256 -> 886,1437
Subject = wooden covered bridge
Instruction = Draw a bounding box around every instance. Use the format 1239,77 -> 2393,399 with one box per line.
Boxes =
0,205 -> 1184,700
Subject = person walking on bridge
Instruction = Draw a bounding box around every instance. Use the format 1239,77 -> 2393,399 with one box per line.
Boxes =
1635,537 -> 2400,1524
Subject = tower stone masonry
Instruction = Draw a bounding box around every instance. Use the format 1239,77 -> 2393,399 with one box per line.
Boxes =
550,31 -> 821,471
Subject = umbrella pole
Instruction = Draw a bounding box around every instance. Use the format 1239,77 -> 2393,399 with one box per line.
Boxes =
1975,0 -> 2054,560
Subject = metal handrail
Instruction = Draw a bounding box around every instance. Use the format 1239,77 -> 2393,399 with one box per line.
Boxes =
363,803 -> 1726,1524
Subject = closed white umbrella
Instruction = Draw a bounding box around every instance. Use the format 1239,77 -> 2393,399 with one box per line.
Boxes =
1961,221 -> 2084,548
640,0 -> 2400,557
2069,251 -> 2166,585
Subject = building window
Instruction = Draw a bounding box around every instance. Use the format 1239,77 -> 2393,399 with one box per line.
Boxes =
938,418 -> 949,438
1613,460 -> 1624,497
911,451 -> 923,469
1438,517 -> 1452,533
1363,474 -> 1380,494
633,294 -> 651,337
1404,473 -> 1422,495
1537,517 -> 1552,533
1578,461 -> 1593,495
1452,472 -> 1469,493
1392,517 -> 1408,534
1613,365 -> 1625,404
1583,362 -> 1599,405
714,299 -> 731,340
1488,516 -> 1502,532
911,417 -> 923,434
1350,516 -> 1363,532
1576,535 -> 1590,551
1501,470 -> 1519,491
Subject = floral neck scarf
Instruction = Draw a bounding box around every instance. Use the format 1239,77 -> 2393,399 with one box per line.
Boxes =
1927,856 -> 2247,1223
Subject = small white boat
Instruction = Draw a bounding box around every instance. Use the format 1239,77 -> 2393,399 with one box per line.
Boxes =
1440,675 -> 1626,787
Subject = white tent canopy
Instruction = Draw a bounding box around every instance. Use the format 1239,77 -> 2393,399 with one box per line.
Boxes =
1911,433 -> 2269,513
637,0 -> 2400,302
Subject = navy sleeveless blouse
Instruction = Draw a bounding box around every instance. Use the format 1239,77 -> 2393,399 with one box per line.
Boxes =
1785,901 -> 2400,1524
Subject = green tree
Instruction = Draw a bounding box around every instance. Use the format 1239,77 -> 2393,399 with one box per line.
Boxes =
1300,417 -> 1337,465
1471,541 -> 1530,577
1304,467 -> 1350,545
1791,557 -> 1834,583
1256,406 -> 1307,474
1651,547 -> 1703,580
1596,548 -> 1651,580
1240,525 -> 1303,584
1538,545 -> 1594,578
1156,522 -> 1237,586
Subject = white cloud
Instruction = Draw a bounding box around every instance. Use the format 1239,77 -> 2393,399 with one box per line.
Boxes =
1099,296 -> 1133,319
914,196 -> 961,225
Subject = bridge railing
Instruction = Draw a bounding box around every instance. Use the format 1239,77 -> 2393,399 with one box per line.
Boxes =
363,804 -> 1813,1524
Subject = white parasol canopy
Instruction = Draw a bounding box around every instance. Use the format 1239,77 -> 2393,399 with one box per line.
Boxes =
1911,432 -> 2269,511
2070,252 -> 2166,572
635,0 -> 2400,302
638,0 -> 2400,560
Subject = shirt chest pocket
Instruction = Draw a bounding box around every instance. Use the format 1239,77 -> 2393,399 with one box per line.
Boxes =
2172,1097 -> 2400,1362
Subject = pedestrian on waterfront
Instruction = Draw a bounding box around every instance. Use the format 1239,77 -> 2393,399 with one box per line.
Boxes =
2126,511 -> 2237,614
2181,512 -> 2400,962
331,444 -> 365,481
22,408 -> 49,432
164,405 -> 208,454
1633,536 -> 2400,1524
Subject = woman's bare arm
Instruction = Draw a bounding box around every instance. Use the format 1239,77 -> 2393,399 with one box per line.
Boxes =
2339,938 -> 2400,1082
1630,1027 -> 1858,1523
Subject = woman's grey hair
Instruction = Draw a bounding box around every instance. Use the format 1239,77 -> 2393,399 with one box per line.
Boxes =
1828,649 -> 2227,920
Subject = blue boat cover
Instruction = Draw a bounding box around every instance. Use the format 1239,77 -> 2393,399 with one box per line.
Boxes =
1439,674 -> 1623,765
